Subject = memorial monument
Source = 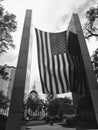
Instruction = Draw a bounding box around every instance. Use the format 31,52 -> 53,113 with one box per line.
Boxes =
5,10 -> 98,130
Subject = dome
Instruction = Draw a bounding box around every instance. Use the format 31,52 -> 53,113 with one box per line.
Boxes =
30,90 -> 38,94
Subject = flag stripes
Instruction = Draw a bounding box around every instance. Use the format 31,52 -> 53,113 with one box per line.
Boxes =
68,54 -> 87,95
35,30 -> 46,93
35,28 -> 70,94
35,28 -> 87,95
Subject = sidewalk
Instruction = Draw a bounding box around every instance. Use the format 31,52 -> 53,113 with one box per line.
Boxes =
26,120 -> 46,126
26,124 -> 76,130
21,121 -> 76,130
21,120 -> 46,130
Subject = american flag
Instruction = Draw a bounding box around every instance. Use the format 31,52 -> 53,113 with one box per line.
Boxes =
68,54 -> 88,95
35,28 -> 87,95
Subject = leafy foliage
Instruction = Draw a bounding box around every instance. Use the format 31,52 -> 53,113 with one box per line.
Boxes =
27,97 -> 39,112
46,93 -> 56,103
47,98 -> 60,116
83,4 -> 98,39
0,64 -> 9,80
0,1 -> 17,79
26,91 -> 44,112
0,90 -> 9,109
0,1 -> 17,55
47,97 -> 75,118
0,90 -> 6,102
91,48 -> 98,81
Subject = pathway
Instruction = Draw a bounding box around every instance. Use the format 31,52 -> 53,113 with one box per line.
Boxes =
26,124 -> 76,130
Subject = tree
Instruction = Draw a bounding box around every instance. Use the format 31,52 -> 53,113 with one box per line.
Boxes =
47,98 -> 60,117
83,3 -> 98,82
0,90 -> 6,103
27,96 -> 39,112
0,64 -> 9,80
0,0 -> 17,78
0,0 -> 17,54
63,96 -> 72,104
91,48 -> 98,81
26,90 -> 44,119
0,90 -> 9,113
83,4 -> 98,39
47,97 -> 75,121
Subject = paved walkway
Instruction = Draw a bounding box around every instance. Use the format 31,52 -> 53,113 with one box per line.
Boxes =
26,124 -> 76,130
21,120 -> 77,130
21,121 -> 98,130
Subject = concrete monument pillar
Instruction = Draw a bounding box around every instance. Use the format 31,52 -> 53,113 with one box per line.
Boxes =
5,10 -> 32,130
67,13 -> 98,128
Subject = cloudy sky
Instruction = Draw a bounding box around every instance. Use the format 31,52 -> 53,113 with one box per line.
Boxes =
0,0 -> 98,94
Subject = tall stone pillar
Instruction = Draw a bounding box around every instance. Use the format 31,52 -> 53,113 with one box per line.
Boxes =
6,10 -> 32,130
67,14 -> 98,128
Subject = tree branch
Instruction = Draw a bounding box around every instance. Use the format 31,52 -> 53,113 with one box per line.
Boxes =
85,33 -> 98,39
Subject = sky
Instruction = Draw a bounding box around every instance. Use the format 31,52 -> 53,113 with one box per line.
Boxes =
0,0 -> 98,96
